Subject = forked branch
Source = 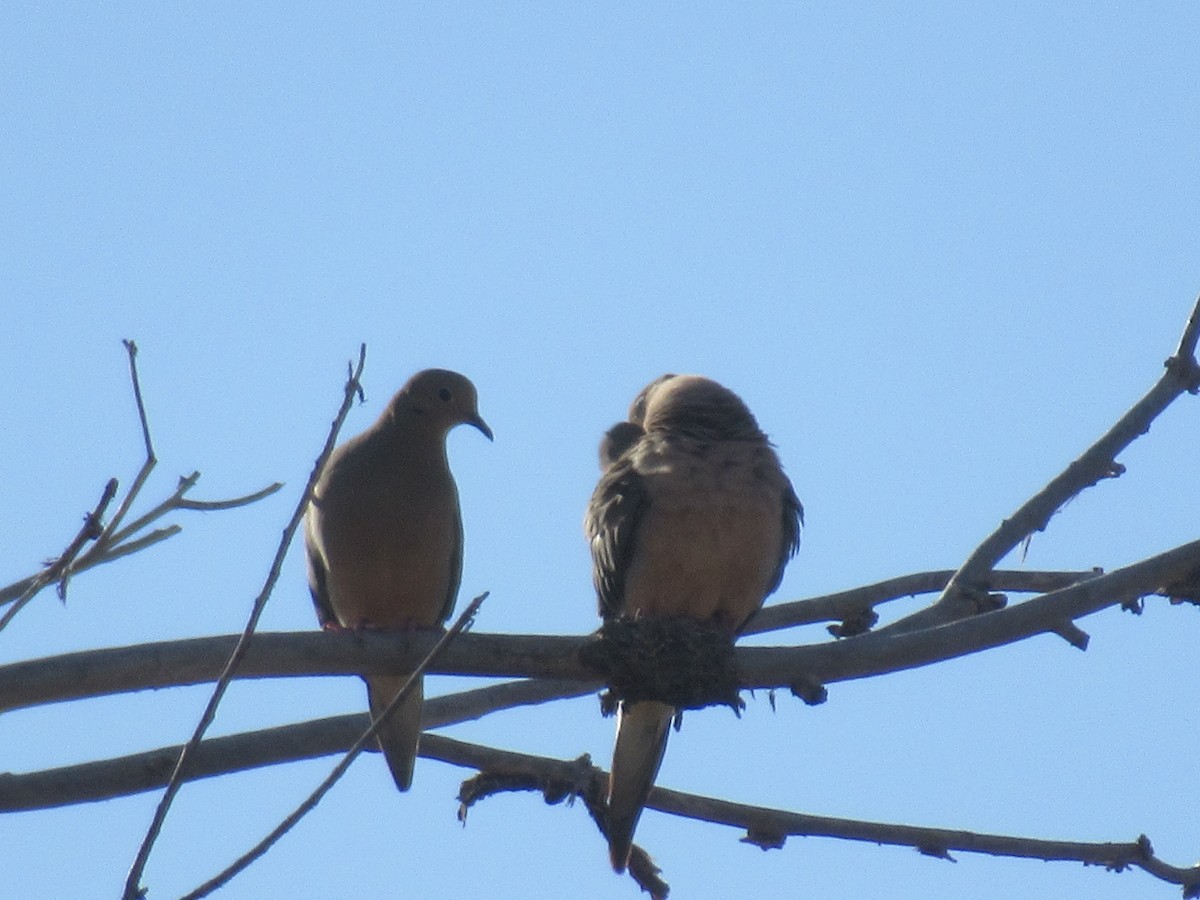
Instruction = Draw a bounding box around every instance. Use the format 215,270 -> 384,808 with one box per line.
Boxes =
885,294 -> 1200,635
0,341 -> 283,631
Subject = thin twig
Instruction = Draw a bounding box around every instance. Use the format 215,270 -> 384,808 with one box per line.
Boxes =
91,341 -> 158,562
0,345 -> 283,612
94,475 -> 279,553
177,593 -> 487,900
107,472 -> 198,543
0,478 -> 120,632
175,483 -> 284,511
120,345 -> 368,900
741,569 -> 1098,635
124,340 -> 154,460
0,528 -> 186,610
884,296 -> 1200,636
82,527 -> 183,565
1170,293 -> 1200,381
427,677 -> 595,726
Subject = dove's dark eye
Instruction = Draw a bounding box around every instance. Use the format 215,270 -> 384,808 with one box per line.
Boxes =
438,387 -> 453,402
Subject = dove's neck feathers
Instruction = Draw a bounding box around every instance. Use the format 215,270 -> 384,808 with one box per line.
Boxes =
367,410 -> 453,478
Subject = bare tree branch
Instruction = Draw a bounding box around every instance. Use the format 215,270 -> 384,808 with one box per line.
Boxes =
174,482 -> 286,511
0,343 -> 283,616
0,478 -> 118,632
6,719 -> 1198,897
178,593 -> 487,900
5,303 -> 1200,898
96,340 -> 158,564
741,568 -> 1099,636
0,676 -> 589,812
885,294 -> 1200,635
121,344 -> 367,900
428,676 -> 596,725
0,569 -> 1111,714
748,537 -> 1200,694
0,477 -> 286,610
2,543 -> 1196,727
640,776 -> 1200,896
434,735 -> 1200,898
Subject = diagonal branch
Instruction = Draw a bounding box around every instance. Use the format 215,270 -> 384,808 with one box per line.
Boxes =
884,294 -> 1200,636
741,568 -> 1098,636
120,344 -> 367,900
0,478 -> 119,632
177,593 -> 486,900
0,678 -> 589,812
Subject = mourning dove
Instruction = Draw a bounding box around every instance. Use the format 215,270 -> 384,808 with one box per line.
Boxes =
585,374 -> 802,871
305,369 -> 492,791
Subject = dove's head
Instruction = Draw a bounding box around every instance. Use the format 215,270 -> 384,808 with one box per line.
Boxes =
640,374 -> 763,442
627,373 -> 676,425
390,369 -> 493,440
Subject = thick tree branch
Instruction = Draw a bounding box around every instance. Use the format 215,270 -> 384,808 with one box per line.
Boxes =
2,545 -> 1196,721
0,677 -> 590,812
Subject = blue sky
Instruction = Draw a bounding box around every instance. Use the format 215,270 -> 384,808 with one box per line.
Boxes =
3,5 -> 1200,899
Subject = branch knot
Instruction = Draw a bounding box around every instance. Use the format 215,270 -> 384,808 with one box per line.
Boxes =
1165,353 -> 1200,394
579,617 -> 744,714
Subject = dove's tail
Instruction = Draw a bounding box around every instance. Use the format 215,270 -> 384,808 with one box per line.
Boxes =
607,700 -> 673,872
367,674 -> 424,792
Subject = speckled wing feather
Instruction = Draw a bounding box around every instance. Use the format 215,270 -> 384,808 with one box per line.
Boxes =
584,454 -> 648,621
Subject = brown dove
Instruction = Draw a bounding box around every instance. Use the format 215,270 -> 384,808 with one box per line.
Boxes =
585,374 -> 802,871
305,368 -> 492,791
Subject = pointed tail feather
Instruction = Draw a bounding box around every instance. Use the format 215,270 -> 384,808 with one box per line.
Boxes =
607,700 -> 672,872
367,674 -> 424,792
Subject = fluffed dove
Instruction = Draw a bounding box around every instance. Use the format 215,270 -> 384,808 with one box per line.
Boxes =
585,374 -> 802,870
